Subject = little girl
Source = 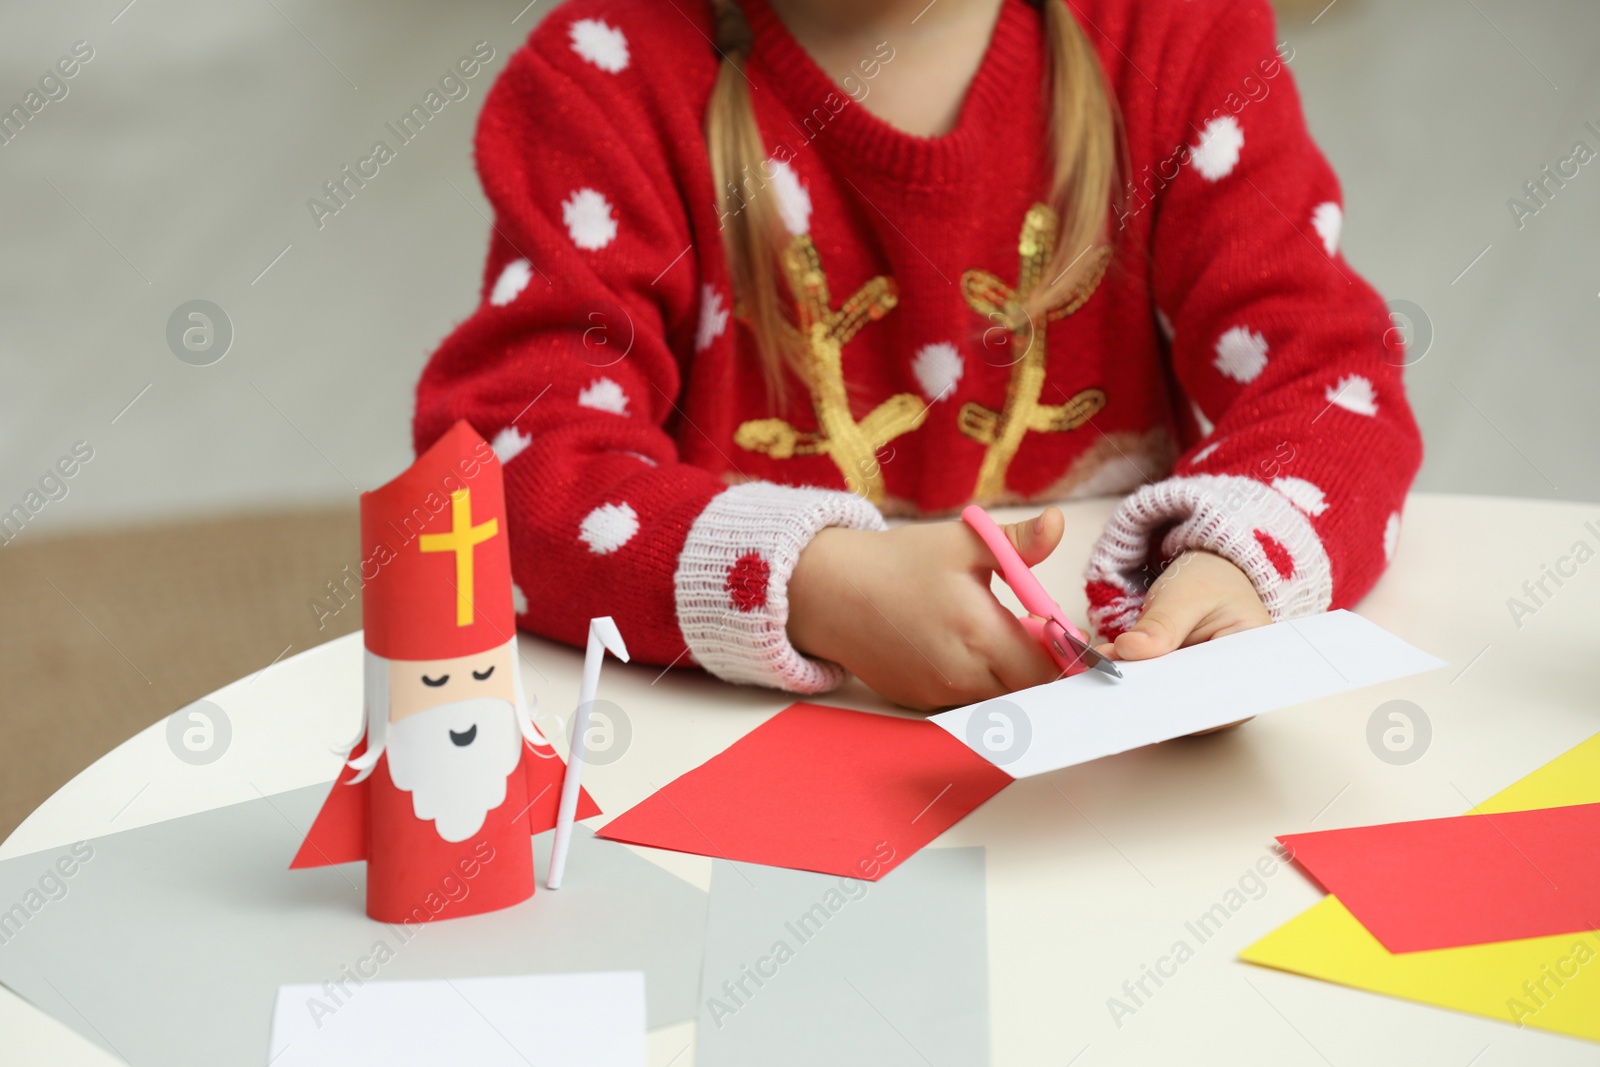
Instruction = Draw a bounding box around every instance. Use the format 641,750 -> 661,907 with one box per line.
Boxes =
415,0 -> 1421,710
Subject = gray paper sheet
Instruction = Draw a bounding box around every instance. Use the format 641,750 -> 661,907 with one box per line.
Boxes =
695,846 -> 990,1067
0,784 -> 708,1066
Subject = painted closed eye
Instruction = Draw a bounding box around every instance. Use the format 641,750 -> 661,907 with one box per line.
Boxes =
449,724 -> 477,747
422,674 -> 450,687
472,666 -> 495,681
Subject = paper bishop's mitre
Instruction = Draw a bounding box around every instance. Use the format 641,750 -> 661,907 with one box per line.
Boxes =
359,420 -> 513,661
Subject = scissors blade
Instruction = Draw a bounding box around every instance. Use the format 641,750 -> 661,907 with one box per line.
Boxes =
1055,628 -> 1123,679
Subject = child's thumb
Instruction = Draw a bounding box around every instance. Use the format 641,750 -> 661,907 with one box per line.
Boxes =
1113,582 -> 1208,661
1001,506 -> 1065,568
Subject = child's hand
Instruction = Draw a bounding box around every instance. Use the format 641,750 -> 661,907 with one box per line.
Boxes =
787,509 -> 1068,711
1102,550 -> 1271,662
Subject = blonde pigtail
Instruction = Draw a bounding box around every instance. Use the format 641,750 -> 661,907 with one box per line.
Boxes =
706,0 -> 799,400
706,0 -> 1123,393
1024,0 -> 1124,326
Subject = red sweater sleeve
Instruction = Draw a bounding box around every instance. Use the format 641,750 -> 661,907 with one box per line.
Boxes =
1084,0 -> 1423,636
413,16 -> 883,688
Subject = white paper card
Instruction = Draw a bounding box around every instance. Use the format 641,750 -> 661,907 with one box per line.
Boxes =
268,971 -> 645,1067
931,610 -> 1445,779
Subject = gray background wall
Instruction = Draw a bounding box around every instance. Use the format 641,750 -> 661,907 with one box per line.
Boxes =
2,0 -> 1596,541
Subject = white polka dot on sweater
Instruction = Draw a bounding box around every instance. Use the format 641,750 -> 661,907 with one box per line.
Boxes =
1384,511 -> 1401,562
569,18 -> 629,73
1326,373 -> 1378,417
1191,116 -> 1244,181
1273,476 -> 1330,517
1189,439 -> 1223,465
696,285 -> 729,352
1213,325 -> 1269,383
579,501 -> 638,554
1312,202 -> 1342,256
911,342 -> 963,402
491,424 -> 531,463
578,376 -> 629,415
562,188 -> 617,250
489,258 -> 532,307
511,582 -> 529,615
1190,398 -> 1214,437
767,159 -> 812,236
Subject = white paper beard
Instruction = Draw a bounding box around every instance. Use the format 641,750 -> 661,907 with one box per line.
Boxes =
384,697 -> 522,843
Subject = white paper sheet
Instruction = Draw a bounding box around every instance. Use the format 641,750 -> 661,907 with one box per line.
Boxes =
931,611 -> 1446,779
268,971 -> 645,1067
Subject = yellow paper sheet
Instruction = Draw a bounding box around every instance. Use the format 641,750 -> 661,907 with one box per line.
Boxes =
1240,732 -> 1600,1042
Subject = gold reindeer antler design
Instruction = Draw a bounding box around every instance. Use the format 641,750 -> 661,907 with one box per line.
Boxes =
734,235 -> 926,502
960,204 -> 1112,501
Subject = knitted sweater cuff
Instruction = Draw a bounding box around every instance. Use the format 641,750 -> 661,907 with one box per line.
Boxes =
1083,474 -> 1334,639
673,482 -> 887,693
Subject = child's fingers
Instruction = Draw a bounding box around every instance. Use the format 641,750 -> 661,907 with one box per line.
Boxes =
1193,614 -> 1270,644
1112,590 -> 1209,661
1005,506 -> 1065,568
958,506 -> 1065,571
984,618 -> 1063,694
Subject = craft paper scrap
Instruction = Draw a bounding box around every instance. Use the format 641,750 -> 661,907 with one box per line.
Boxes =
695,848 -> 990,1067
1242,731 -> 1600,1042
268,972 -> 645,1067
1244,901 -> 1600,1041
597,702 -> 1012,880
0,786 -> 707,1066
932,611 -> 1445,779
1280,802 -> 1600,953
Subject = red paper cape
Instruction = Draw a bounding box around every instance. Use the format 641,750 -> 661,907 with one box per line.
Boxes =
291,737 -> 600,922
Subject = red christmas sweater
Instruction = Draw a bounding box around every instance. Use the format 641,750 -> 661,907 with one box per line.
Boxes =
414,0 -> 1422,692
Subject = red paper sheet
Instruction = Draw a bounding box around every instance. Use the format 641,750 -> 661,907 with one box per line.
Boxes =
597,702 -> 1012,879
1280,802 -> 1600,953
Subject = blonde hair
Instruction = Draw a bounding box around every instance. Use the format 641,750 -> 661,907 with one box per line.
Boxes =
706,0 -> 1122,397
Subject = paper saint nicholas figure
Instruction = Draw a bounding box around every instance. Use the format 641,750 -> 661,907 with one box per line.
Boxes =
291,421 -> 599,922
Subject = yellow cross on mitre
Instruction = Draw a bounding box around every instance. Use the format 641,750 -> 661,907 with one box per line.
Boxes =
418,488 -> 499,627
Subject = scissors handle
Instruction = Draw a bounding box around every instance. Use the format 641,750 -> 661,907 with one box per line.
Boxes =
1018,616 -> 1088,676
961,508 -> 1054,619
963,506 -> 1121,679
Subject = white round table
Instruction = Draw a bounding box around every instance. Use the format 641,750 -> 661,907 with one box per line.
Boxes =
5,493 -> 1597,1065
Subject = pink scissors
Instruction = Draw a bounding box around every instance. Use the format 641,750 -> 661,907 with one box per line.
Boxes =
962,505 -> 1123,680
